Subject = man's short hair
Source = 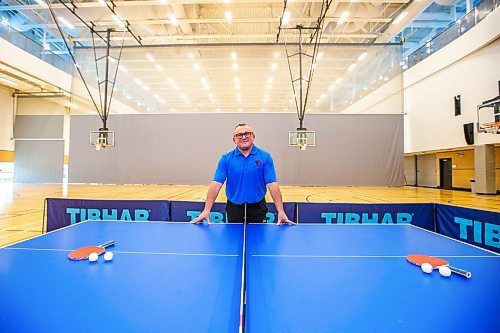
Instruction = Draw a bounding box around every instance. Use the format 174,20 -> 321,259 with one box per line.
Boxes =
234,123 -> 250,129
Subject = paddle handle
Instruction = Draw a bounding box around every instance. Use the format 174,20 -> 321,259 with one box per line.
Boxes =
449,266 -> 472,279
100,240 -> 115,249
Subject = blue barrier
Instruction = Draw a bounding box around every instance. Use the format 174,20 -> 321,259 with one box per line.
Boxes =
44,199 -> 498,253
297,202 -> 435,229
436,204 -> 500,253
170,200 -> 296,223
45,198 -> 170,232
170,201 -> 227,223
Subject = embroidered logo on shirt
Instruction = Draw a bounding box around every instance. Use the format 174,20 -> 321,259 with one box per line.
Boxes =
255,160 -> 262,166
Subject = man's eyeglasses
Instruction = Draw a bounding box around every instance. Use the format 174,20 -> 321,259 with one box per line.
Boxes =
234,131 -> 253,139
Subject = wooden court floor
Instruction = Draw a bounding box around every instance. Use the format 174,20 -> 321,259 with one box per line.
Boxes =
0,182 -> 498,247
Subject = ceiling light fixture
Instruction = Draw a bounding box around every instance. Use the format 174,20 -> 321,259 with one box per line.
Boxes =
393,11 -> 408,25
35,0 -> 48,9
168,13 -> 178,27
338,11 -> 349,25
282,11 -> 291,26
357,52 -> 367,61
57,17 -> 74,29
112,14 -> 126,29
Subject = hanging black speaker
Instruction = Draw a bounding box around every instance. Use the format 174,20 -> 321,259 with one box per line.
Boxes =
463,123 -> 474,145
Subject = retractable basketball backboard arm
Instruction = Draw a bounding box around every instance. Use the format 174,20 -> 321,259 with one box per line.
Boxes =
45,0 -> 142,148
277,0 -> 333,150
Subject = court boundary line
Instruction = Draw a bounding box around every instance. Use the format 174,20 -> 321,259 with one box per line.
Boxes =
0,219 -> 239,249
2,247 -> 240,257
0,218 -> 88,249
408,224 -> 500,255
5,220 -> 498,256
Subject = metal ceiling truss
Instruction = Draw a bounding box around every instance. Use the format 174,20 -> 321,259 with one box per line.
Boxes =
277,0 -> 333,129
45,0 -> 130,129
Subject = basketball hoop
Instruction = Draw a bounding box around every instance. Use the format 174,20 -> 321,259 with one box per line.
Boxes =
90,130 -> 114,149
482,122 -> 500,134
94,141 -> 106,151
298,138 -> 308,151
289,129 -> 315,151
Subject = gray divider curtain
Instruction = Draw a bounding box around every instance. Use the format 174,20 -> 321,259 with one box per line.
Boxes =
69,113 -> 404,186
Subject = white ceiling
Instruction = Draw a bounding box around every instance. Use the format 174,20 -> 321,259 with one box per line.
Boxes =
0,0 -> 435,115
71,42 -> 401,114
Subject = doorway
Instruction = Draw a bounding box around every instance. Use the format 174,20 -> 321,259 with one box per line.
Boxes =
439,158 -> 452,189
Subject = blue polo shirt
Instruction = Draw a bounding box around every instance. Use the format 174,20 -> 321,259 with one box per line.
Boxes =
213,145 -> 277,204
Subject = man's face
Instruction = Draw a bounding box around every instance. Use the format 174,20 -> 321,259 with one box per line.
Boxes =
233,125 -> 255,151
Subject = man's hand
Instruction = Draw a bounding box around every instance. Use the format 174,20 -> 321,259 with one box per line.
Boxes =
276,212 -> 295,225
267,182 -> 294,225
190,210 -> 211,224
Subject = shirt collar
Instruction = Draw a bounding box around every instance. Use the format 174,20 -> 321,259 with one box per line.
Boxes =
234,145 -> 258,156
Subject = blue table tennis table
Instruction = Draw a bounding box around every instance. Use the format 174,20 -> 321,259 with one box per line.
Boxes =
1,221 -> 499,333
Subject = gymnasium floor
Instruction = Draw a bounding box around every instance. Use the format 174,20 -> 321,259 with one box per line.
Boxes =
1,182 -> 498,247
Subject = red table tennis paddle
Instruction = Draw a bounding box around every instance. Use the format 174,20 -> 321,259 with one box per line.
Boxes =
407,254 -> 471,278
68,240 -> 115,261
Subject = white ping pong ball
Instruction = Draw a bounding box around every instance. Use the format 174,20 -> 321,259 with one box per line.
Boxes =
421,263 -> 433,274
104,251 -> 114,261
88,252 -> 99,262
439,266 -> 452,277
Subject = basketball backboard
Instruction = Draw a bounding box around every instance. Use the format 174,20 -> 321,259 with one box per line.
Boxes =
90,130 -> 115,150
289,130 -> 316,150
477,95 -> 500,134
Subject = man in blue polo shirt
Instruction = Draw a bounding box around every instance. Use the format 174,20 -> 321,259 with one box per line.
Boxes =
192,123 -> 293,224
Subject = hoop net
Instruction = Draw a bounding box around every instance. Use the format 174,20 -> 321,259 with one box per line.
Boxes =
482,122 -> 500,134
95,141 -> 106,151
297,137 -> 308,151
